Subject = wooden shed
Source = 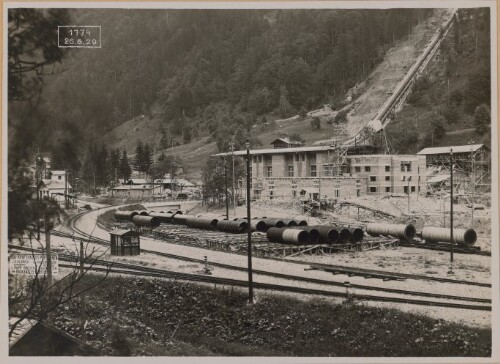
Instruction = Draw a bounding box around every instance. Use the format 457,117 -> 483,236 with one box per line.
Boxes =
110,229 -> 140,256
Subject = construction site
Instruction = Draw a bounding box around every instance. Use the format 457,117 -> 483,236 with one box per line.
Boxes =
6,4 -> 495,359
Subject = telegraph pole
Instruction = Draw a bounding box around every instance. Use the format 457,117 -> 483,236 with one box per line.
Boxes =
469,141 -> 475,227
450,149 -> 454,263
407,176 -> 411,214
64,169 -> 68,209
318,169 -> 322,211
224,156 -> 229,220
246,139 -> 254,304
35,152 -> 41,240
230,142 -> 236,217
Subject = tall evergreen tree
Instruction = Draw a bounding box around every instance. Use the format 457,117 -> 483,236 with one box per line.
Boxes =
118,150 -> 132,182
134,141 -> 144,172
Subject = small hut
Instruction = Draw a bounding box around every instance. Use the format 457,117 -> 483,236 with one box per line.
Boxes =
109,229 -> 140,256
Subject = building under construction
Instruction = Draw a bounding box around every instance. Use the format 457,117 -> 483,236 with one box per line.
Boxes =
214,144 -> 426,201
418,144 -> 490,194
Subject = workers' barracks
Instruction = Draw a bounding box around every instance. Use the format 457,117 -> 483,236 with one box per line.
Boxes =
214,140 -> 426,201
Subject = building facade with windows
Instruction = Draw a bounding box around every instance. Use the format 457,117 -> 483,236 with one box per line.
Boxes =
214,145 -> 426,201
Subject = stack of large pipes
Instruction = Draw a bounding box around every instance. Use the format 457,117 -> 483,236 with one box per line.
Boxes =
421,227 -> 477,246
366,223 -> 416,241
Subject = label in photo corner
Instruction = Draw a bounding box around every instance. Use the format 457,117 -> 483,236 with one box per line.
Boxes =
58,26 -> 101,48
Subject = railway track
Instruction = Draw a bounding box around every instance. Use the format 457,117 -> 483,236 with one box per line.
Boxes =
60,216 -> 493,289
10,234 -> 491,308
50,261 -> 490,312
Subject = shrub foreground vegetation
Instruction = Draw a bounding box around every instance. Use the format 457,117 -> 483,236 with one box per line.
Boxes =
52,276 -> 491,356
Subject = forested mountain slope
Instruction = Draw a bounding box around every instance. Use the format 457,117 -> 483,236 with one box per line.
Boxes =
15,8 -> 431,169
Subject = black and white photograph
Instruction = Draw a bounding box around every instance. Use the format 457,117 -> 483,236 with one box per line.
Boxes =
2,0 -> 498,361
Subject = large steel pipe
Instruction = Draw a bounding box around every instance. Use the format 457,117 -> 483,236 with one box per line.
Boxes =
217,220 -> 248,234
366,223 -> 416,241
186,216 -> 219,230
348,227 -> 364,242
291,226 -> 320,244
250,219 -> 268,232
421,227 -> 477,246
114,211 -> 138,221
172,214 -> 192,225
312,226 -> 340,244
138,211 -> 149,216
262,218 -> 285,228
149,212 -> 176,223
295,220 -> 308,226
281,219 -> 298,227
336,227 -> 351,243
267,227 -> 309,245
132,215 -> 160,228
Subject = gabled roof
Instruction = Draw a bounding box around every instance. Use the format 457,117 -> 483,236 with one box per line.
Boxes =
427,174 -> 450,184
271,137 -> 302,145
113,185 -> 153,190
417,144 -> 485,155
128,178 -> 148,184
214,145 -> 335,157
110,228 -> 136,236
40,179 -> 72,190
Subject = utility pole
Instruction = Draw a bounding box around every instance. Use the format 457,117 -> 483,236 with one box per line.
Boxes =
450,149 -> 454,263
230,142 -> 236,217
171,138 -> 175,197
224,156 -> 229,220
246,139 -> 254,304
64,169 -> 68,209
35,152 -> 41,240
318,168 -> 322,211
80,239 -> 87,342
470,141 -> 475,227
407,176 -> 411,214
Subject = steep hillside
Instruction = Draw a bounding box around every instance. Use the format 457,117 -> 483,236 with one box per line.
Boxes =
101,8 -> 450,180
21,9 -> 432,166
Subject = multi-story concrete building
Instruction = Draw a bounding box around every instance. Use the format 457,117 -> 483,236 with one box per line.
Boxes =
214,145 -> 426,201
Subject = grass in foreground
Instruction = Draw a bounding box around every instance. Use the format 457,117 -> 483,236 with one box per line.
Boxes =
52,276 -> 491,356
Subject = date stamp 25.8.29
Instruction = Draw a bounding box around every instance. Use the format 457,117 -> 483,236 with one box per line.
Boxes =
58,25 -> 101,48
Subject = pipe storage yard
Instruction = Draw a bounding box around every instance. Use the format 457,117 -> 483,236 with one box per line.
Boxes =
366,223 -> 416,241
421,227 -> 477,246
114,209 -> 481,257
